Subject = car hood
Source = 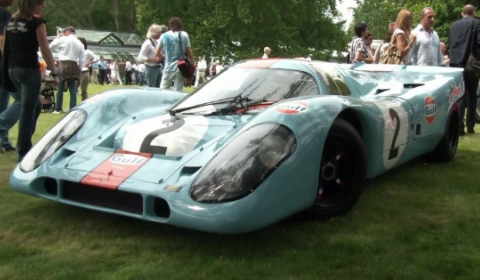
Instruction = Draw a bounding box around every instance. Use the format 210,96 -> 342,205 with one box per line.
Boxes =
114,113 -> 244,156
63,113 -> 253,185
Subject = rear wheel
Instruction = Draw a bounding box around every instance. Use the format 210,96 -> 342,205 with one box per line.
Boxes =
307,118 -> 367,219
429,111 -> 459,162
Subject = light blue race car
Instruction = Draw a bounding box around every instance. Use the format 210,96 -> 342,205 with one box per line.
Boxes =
10,59 -> 464,234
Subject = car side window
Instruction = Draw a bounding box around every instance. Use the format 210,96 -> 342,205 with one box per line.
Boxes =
310,63 -> 352,96
280,73 -> 321,99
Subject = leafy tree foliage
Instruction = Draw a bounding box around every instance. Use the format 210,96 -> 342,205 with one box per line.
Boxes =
347,0 -> 408,41
6,0 -> 349,61
6,0 -> 136,35
136,0 -> 350,61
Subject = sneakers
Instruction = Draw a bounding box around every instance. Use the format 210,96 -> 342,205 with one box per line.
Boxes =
3,144 -> 15,151
52,110 -> 64,114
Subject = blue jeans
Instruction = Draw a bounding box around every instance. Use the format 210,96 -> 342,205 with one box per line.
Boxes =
135,71 -> 140,86
0,85 -> 17,149
138,72 -> 145,86
55,74 -> 78,112
8,68 -> 42,159
145,65 -> 161,87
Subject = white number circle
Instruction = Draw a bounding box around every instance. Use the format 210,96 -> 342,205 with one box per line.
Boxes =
375,99 -> 410,169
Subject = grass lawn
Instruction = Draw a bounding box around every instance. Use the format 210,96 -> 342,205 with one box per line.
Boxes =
1,84 -> 480,279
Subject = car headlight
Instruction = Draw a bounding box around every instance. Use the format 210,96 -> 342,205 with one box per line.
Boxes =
20,109 -> 87,172
189,123 -> 296,203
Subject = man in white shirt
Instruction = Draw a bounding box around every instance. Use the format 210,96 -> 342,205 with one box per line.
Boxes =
49,26 -> 84,114
132,62 -> 137,84
77,37 -> 98,101
125,59 -> 132,85
410,7 -> 444,66
194,56 -> 207,87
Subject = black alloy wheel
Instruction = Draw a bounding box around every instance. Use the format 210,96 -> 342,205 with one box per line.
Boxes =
308,118 -> 367,219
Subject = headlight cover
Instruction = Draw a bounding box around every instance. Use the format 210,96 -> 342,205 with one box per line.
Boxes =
190,123 -> 296,203
20,109 -> 87,172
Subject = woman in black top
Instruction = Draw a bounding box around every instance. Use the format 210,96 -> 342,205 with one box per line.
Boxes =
2,0 -> 57,161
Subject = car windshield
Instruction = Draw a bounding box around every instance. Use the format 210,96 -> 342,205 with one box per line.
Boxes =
173,67 -> 320,111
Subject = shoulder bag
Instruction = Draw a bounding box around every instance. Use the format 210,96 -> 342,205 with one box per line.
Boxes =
177,31 -> 195,79
465,19 -> 480,78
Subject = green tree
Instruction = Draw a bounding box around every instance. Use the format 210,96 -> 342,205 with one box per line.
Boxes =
136,0 -> 349,61
348,0 -> 409,41
6,0 -> 349,60
7,0 -> 137,35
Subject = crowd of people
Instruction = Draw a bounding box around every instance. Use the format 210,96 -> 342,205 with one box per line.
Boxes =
0,0 -> 202,162
0,0 -> 479,164
138,22 -> 231,89
347,4 -> 480,137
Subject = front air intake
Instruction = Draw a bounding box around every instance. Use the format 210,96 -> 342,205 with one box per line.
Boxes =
61,181 -> 143,215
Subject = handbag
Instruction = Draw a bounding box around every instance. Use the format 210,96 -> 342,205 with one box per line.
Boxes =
465,19 -> 480,78
0,26 -> 16,92
177,31 -> 195,78
379,30 -> 403,65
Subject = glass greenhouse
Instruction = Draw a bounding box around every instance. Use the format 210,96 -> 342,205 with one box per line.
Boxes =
47,28 -> 144,61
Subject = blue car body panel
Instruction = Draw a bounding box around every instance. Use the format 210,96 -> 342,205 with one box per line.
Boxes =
9,59 -> 464,233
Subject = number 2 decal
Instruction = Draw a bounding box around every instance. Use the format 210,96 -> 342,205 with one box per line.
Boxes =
139,119 -> 185,154
121,115 -> 209,157
375,99 -> 410,169
388,108 -> 400,160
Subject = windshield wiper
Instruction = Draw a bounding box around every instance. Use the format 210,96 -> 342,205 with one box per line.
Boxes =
169,94 -> 252,116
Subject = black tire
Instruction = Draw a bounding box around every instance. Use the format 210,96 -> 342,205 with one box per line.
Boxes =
307,118 -> 367,219
429,111 -> 459,162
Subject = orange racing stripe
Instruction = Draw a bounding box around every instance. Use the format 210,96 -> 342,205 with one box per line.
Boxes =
80,149 -> 152,190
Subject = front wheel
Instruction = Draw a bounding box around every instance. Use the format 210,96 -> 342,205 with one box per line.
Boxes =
307,118 -> 367,219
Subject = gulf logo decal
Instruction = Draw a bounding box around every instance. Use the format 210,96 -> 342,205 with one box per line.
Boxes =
110,154 -> 147,165
80,150 -> 152,190
275,101 -> 308,114
425,97 -> 436,124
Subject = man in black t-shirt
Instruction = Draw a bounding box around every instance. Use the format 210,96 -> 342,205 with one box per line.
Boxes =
0,0 -> 15,153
